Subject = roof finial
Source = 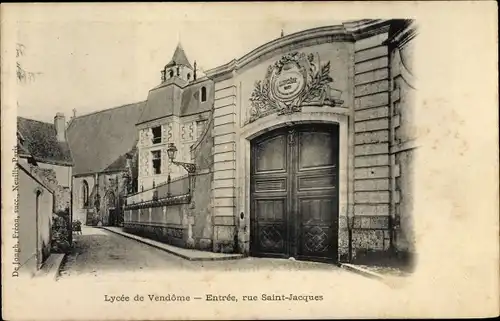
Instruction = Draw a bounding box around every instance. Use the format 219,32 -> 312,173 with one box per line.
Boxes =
194,60 -> 197,81
281,28 -> 284,37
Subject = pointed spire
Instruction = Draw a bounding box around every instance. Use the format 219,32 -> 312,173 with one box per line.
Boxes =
165,43 -> 193,69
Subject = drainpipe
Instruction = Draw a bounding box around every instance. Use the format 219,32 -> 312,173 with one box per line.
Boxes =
69,174 -> 73,245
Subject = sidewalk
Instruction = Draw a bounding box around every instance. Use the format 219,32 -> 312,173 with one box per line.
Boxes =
101,226 -> 245,262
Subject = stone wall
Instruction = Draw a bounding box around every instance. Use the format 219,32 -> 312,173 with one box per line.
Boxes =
123,202 -> 190,249
190,113 -> 215,250
37,162 -> 72,188
18,163 -> 54,276
388,21 -> 417,259
123,112 -> 216,251
29,164 -> 71,214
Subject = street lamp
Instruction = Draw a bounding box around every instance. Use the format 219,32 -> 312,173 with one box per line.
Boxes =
166,143 -> 196,174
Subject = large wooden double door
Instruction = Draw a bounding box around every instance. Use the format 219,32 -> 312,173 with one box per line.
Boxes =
250,124 -> 339,262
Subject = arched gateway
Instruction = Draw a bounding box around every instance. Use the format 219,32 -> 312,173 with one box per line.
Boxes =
250,124 -> 339,262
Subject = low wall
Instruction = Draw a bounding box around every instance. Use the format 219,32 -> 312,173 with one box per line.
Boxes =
123,194 -> 191,248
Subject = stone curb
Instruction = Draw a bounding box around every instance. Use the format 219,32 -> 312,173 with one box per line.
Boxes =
340,263 -> 410,289
100,227 -> 245,262
37,253 -> 66,280
340,263 -> 385,281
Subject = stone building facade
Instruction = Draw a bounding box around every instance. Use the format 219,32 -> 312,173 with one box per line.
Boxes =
194,19 -> 418,263
67,102 -> 145,226
136,43 -> 213,190
69,19 -> 417,264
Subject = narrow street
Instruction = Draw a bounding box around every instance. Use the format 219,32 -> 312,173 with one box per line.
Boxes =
59,227 -> 195,277
58,227 -> 374,279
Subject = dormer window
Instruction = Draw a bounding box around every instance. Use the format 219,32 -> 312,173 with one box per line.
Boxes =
152,126 -> 162,144
169,70 -> 174,78
201,86 -> 207,102
187,73 -> 191,81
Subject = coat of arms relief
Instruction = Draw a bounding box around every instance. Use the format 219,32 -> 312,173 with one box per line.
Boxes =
246,51 -> 344,124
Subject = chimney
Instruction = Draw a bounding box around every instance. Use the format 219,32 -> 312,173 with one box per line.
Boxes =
54,112 -> 66,142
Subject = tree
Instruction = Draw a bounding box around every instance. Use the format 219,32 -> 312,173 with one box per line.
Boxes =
16,43 -> 41,83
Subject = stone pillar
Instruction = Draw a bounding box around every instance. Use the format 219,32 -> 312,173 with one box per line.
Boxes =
211,77 -> 237,253
352,31 -> 392,260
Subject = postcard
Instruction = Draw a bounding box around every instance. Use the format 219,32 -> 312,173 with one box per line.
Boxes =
1,2 -> 498,320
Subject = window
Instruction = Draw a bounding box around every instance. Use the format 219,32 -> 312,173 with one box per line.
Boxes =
201,86 -> 207,102
152,126 -> 162,144
169,70 -> 174,78
152,150 -> 161,174
187,73 -> 191,80
82,180 -> 89,207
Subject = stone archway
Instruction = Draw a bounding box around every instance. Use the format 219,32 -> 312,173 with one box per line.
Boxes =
235,108 -> 352,262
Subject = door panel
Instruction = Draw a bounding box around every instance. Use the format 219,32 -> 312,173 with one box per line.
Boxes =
255,134 -> 287,173
297,196 -> 338,259
298,131 -> 336,170
251,131 -> 290,258
251,125 -> 339,262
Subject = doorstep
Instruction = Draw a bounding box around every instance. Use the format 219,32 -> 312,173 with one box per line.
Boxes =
36,253 -> 66,280
101,226 -> 245,262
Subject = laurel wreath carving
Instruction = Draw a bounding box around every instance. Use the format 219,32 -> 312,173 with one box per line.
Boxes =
247,52 -> 339,124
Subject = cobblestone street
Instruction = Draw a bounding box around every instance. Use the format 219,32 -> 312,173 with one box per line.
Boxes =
58,227 -> 376,280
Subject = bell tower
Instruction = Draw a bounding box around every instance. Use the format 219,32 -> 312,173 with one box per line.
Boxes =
160,43 -> 194,83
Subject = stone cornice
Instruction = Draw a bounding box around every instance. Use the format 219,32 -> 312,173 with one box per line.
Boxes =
384,20 -> 418,49
205,19 -> 391,80
343,19 -> 391,40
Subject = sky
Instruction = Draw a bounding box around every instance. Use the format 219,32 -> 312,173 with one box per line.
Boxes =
11,3 -> 361,123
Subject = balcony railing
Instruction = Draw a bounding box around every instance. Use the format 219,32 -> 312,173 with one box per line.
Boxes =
125,174 -> 190,206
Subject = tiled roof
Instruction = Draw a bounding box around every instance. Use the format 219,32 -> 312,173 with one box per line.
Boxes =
66,101 -> 146,175
165,43 -> 193,69
17,117 -> 73,166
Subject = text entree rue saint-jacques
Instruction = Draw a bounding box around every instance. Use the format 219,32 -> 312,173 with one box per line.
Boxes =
105,293 -> 324,303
